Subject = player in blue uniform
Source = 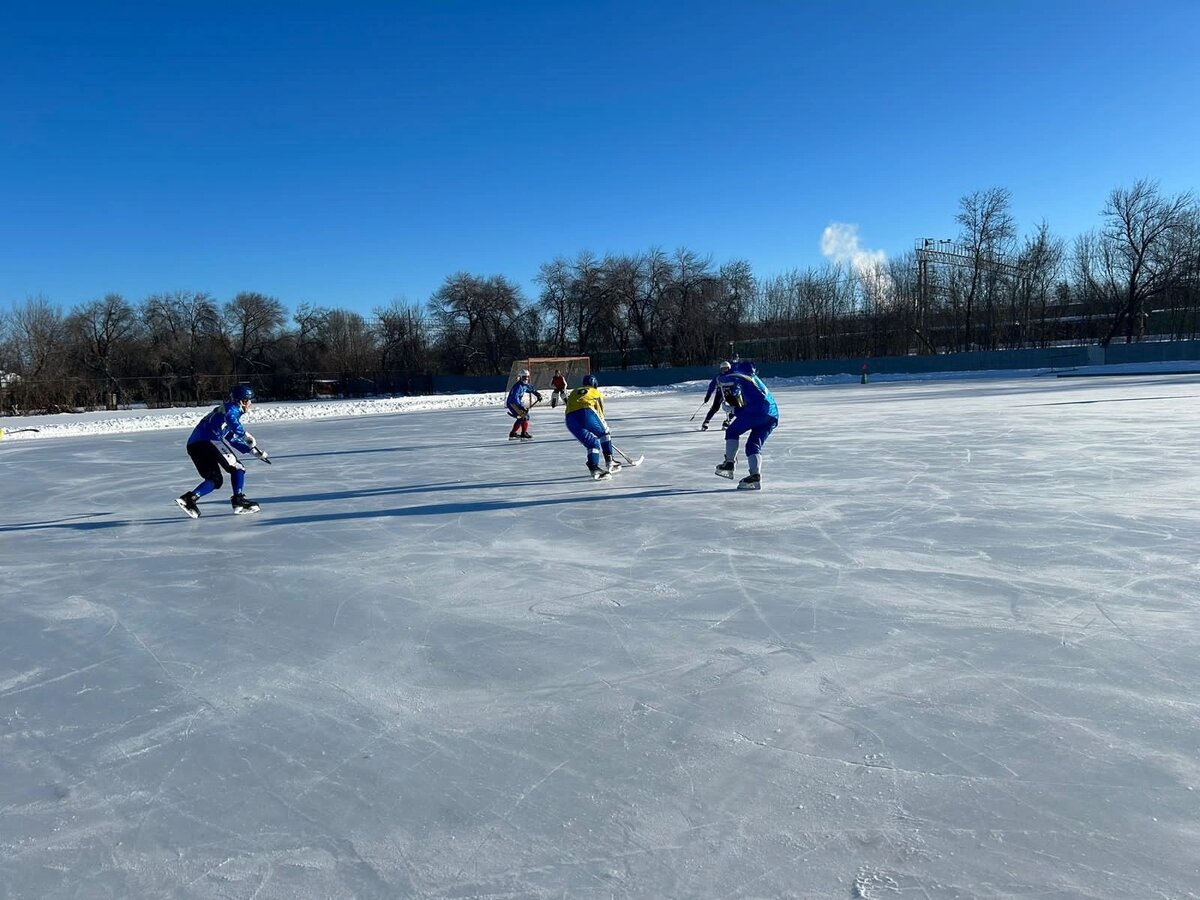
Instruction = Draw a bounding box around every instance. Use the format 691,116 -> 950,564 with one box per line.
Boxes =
176,384 -> 269,517
700,360 -> 733,430
505,369 -> 542,440
713,360 -> 778,490
564,374 -> 619,479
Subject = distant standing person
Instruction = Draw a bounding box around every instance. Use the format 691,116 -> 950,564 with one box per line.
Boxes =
506,368 -> 542,440
700,360 -> 733,430
176,385 -> 270,517
564,374 -> 620,479
713,361 -> 778,491
550,369 -> 569,408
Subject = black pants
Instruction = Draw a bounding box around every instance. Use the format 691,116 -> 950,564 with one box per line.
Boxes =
187,440 -> 242,489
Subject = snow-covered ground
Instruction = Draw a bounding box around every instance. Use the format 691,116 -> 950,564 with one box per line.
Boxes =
2,367 -> 1199,899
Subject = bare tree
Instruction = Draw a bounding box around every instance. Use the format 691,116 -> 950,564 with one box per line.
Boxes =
0,306 -> 14,377
596,255 -> 641,368
321,309 -> 377,382
373,300 -> 430,378
67,293 -> 141,404
142,291 -> 221,404
427,273 -> 526,374
1014,222 -> 1065,348
221,291 -> 286,382
291,303 -> 330,373
664,248 -> 716,365
569,251 -> 608,353
956,187 -> 1017,350
625,249 -> 675,368
534,258 -> 571,354
7,296 -> 69,411
1081,179 -> 1195,344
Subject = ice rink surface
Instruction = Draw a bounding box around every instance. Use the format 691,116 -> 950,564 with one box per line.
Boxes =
2,373 -> 1199,899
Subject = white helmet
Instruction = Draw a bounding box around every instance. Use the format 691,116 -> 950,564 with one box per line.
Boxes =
719,360 -> 731,372
518,369 -> 530,378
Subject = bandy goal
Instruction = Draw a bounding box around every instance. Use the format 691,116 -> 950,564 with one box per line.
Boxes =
505,357 -> 592,393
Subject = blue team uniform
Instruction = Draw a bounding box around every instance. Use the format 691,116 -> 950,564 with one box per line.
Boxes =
701,375 -> 729,427
715,362 -> 778,486
506,381 -> 542,418
185,401 -> 256,498
188,401 -> 255,453
717,369 -> 778,455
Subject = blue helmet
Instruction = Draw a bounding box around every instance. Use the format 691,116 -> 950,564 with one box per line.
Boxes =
230,384 -> 255,403
582,374 -> 598,388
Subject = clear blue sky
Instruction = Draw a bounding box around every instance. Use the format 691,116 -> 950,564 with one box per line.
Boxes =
3,1 -> 1197,316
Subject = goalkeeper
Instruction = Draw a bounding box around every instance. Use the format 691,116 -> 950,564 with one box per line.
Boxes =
564,374 -> 619,479
549,369 -> 569,408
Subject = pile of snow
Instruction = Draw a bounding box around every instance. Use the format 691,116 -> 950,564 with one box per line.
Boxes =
2,361 -> 1196,441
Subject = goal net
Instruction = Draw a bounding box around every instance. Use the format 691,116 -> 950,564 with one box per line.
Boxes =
505,356 -> 592,393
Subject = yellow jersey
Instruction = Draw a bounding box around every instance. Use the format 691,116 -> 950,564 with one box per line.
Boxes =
564,386 -> 606,418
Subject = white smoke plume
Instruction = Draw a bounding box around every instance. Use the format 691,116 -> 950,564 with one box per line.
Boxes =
820,222 -> 886,272
820,223 -> 893,302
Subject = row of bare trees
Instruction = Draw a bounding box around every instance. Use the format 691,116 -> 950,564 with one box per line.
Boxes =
2,180 -> 1197,414
0,290 -> 431,413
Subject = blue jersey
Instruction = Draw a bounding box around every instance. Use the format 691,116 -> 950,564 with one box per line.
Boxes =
703,376 -> 720,402
506,381 -> 542,417
187,401 -> 254,453
716,371 -> 778,421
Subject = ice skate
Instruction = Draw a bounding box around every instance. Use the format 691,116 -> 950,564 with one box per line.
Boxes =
518,433 -> 534,440
587,462 -> 611,481
175,492 -> 201,519
230,493 -> 260,514
736,474 -> 762,491
715,460 -> 736,479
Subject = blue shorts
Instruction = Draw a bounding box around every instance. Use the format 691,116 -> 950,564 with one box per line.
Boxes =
726,414 -> 778,456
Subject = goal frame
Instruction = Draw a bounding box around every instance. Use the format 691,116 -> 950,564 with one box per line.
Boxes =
506,356 -> 592,393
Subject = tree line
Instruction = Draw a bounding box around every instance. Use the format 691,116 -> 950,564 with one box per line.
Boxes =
2,179 -> 1197,414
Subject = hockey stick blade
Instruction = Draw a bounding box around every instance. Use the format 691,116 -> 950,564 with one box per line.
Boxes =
611,444 -> 643,466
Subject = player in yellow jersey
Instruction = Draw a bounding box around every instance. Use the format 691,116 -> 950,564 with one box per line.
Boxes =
564,374 -> 619,479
